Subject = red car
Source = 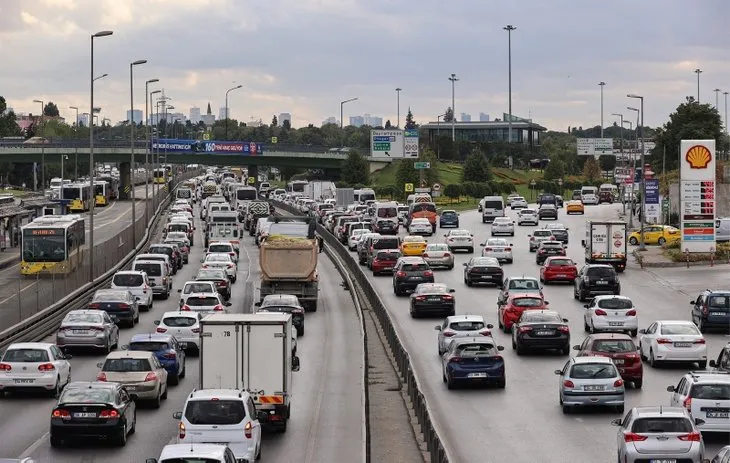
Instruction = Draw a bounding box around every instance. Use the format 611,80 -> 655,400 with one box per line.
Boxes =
498,293 -> 550,333
540,257 -> 578,284
371,249 -> 402,276
573,333 -> 643,388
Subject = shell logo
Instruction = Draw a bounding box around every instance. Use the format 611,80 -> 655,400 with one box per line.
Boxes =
685,145 -> 712,169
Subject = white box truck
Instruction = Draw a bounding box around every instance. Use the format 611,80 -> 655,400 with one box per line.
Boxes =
199,313 -> 300,432
582,220 -> 627,272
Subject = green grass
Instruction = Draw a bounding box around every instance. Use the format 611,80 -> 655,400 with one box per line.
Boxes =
369,162 -> 543,190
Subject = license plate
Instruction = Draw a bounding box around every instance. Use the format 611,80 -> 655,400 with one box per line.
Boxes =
480,276 -> 495,280
608,322 -> 623,327
649,460 -> 677,463
536,330 -> 553,336
408,277 -> 421,281
706,411 -> 729,419
597,280 -> 608,285
13,379 -> 34,384
613,359 -> 625,365
556,274 -> 567,278
467,372 -> 487,378
711,312 -> 727,316
584,385 -> 604,391
674,342 -> 692,347
428,297 -> 441,301
72,330 -> 91,335
73,412 -> 97,418
493,248 -> 503,252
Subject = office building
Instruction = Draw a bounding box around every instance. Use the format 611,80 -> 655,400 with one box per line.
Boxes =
479,112 -> 490,122
189,107 -> 201,124
461,113 -> 471,122
322,116 -> 338,126
349,115 -> 365,127
168,112 -> 186,124
421,114 -> 545,146
126,109 -> 143,124
278,113 -> 291,127
78,113 -> 90,127
219,107 -> 229,120
349,114 -> 383,127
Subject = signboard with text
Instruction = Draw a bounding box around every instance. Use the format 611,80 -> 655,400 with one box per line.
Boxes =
150,139 -> 264,155
680,140 -> 716,253
370,130 -> 404,158
576,138 -> 614,155
644,178 -> 660,223
403,129 -> 419,158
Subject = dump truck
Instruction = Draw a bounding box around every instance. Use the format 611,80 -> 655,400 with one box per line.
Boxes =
258,216 -> 323,311
581,220 -> 627,272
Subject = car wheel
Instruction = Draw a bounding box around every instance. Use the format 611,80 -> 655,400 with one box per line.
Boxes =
633,379 -> 643,389
50,434 -> 62,447
497,377 -> 506,389
50,377 -> 61,398
115,422 -> 127,447
574,286 -> 579,300
658,237 -> 666,245
629,237 -> 638,245
256,443 -> 262,460
578,289 -> 586,302
629,329 -> 638,337
465,278 -> 472,287
561,345 -> 570,355
169,370 -> 180,386
180,361 -> 186,378
104,339 -> 112,355
469,247 -> 474,253
614,404 -> 624,414
502,323 -> 510,334
697,318 -> 706,333
562,404 -> 571,414
442,370 -> 447,383
516,343 -> 524,355
161,384 -> 168,400
649,349 -> 658,367
129,410 -> 136,434
152,390 -> 161,409
446,375 -> 455,390
584,319 -> 590,332
698,360 -> 707,369
589,320 -> 595,334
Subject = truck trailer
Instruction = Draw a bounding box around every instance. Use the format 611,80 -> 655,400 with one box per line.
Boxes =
582,220 -> 627,272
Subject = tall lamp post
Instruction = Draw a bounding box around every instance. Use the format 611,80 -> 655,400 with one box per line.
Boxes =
129,59 -> 147,247
89,30 -> 113,283
144,79 -> 159,225
694,69 -> 702,102
725,91 -> 729,161
627,94 -> 645,250
625,110 -> 638,229
612,113 -> 625,214
598,82 -> 606,138
165,106 -> 175,167
504,24 -> 516,143
395,88 -> 402,128
340,97 -> 358,130
69,106 -> 79,130
713,88 -> 721,110
448,73 -> 458,142
149,90 -> 161,203
69,106 -> 79,179
32,99 -> 44,121
225,85 -> 242,139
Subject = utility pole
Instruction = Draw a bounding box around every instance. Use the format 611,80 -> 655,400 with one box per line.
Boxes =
449,73 -> 458,142
504,24 -> 516,144
395,88 -> 402,128
713,88 -> 721,110
599,82 -> 606,138
694,69 -> 702,102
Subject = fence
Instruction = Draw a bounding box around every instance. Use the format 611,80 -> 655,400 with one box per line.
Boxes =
273,201 -> 450,463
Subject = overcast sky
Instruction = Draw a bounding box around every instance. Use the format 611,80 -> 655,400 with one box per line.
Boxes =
1,0 -> 728,132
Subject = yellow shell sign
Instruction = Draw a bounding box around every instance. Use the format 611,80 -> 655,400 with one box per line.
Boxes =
685,144 -> 712,169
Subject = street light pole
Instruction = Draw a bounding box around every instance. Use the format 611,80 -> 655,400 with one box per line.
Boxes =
129,59 -> 147,247
504,24 -> 516,144
599,82 -> 606,138
628,94 -> 645,250
150,90 -> 161,204
612,113 -> 625,214
340,98 -> 358,147
395,88 -> 402,128
623,117 -> 635,228
89,30 -> 113,283
144,79 -> 159,225
694,69 -> 702,103
32,99 -> 44,121
225,85 -> 242,139
713,88 -> 721,110
449,73 -> 458,142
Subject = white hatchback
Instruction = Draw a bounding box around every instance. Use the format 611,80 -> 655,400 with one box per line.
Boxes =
517,209 -> 539,226
0,342 -> 72,397
201,253 -> 238,282
181,292 -> 231,315
409,218 -> 433,236
111,270 -> 154,310
154,311 -> 202,353
480,238 -> 513,263
491,217 -> 515,236
583,295 -> 639,337
178,281 -> 218,307
639,320 -> 708,368
349,228 -> 368,251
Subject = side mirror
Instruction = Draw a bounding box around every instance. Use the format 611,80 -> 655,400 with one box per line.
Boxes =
694,418 -> 705,426
666,386 -> 676,392
172,411 -> 182,420
709,360 -> 717,367
254,301 -> 261,307
292,355 -> 301,372
610,418 -> 622,426
434,325 -> 441,331
497,346 -> 504,351
554,369 -> 562,375
153,320 -> 160,325
510,243 -> 514,247
200,257 -> 205,263
544,301 -> 550,305
96,362 -> 103,368
443,234 -> 447,237
581,240 -> 586,247
224,302 -> 232,307
479,243 -> 485,246
573,345 -> 580,350
689,300 -> 696,305
527,234 -> 532,238
462,262 -> 467,266
145,459 -> 158,463
177,288 -> 182,293
120,344 -> 129,350
638,329 -> 646,334
562,318 -> 569,323
449,289 -> 455,293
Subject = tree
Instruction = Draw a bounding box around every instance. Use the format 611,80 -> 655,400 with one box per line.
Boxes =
543,158 -> 566,181
282,119 -> 291,130
598,155 -> 616,172
271,115 -> 278,127
582,156 -> 601,182
404,108 -> 417,129
340,151 -> 369,186
0,96 -> 20,137
462,148 -> 491,182
443,183 -> 462,202
652,98 -> 728,171
43,102 -> 59,117
395,158 -> 418,189
384,119 -> 392,128
443,106 -> 454,122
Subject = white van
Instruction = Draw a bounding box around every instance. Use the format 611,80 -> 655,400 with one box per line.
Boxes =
372,201 -> 399,235
111,270 -> 154,309
580,186 -> 599,205
716,218 -> 730,242
406,193 -> 432,207
353,188 -> 376,204
132,259 -> 172,299
480,196 -> 506,223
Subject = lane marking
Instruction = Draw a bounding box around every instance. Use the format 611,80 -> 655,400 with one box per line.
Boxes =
19,431 -> 49,459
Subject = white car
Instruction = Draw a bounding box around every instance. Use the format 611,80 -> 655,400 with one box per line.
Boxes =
111,270 -> 154,310
667,371 -> 730,434
444,229 -> 474,253
154,311 -> 202,353
178,281 -> 218,307
0,342 -> 72,398
201,253 -> 238,282
149,444 -> 237,463
181,292 -> 231,314
509,196 -> 528,209
435,315 -> 494,355
528,229 -> 555,252
638,320 -> 708,368
348,229 -> 368,251
583,295 -> 639,337
491,217 -> 515,236
409,218 -> 433,236
517,208 -> 539,226
480,238 -> 513,263
581,193 -> 599,205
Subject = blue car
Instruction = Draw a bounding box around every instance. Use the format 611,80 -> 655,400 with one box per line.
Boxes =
690,289 -> 730,332
441,337 -> 505,389
127,333 -> 186,385
439,210 -> 459,228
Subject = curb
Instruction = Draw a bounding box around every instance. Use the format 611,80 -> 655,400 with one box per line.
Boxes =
632,250 -> 728,268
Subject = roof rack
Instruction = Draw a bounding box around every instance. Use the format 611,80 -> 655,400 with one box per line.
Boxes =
689,370 -> 730,380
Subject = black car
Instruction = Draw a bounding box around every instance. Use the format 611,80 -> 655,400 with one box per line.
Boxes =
256,294 -> 305,336
511,310 -> 570,355
50,381 -> 137,447
149,244 -> 182,271
538,204 -> 558,220
573,264 -> 620,302
535,241 -> 566,265
463,257 -> 503,287
543,224 -> 569,243
195,268 -> 231,300
690,290 -> 730,333
409,283 -> 455,318
89,289 -> 139,328
392,257 -> 434,296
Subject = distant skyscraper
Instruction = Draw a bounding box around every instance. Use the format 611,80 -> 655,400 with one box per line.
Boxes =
189,107 -> 201,124
322,116 -> 338,126
479,112 -> 490,122
219,107 -> 229,120
278,113 -> 291,127
126,109 -> 143,124
461,113 -> 471,122
363,114 -> 383,127
78,113 -> 90,127
349,115 -> 365,127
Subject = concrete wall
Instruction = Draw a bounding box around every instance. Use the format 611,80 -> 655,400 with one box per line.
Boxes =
669,183 -> 730,218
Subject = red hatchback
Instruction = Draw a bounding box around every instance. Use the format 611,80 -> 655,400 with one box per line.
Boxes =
372,249 -> 402,276
498,293 -> 549,333
540,257 -> 578,284
573,333 -> 643,388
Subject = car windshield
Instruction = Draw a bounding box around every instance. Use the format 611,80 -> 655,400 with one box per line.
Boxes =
597,298 -> 633,310
197,270 -> 226,280
512,297 -> 543,307
134,263 -> 162,277
690,384 -> 730,400
402,263 -> 428,271
456,343 -> 497,356
534,230 -> 552,237
521,313 -> 562,323
60,387 -> 115,404
2,349 -> 49,362
186,297 -> 219,306
184,283 -> 214,294
631,418 -> 692,434
102,358 -> 152,372
113,274 -> 144,287
708,295 -> 730,308
487,239 -> 508,246
591,339 -> 635,353
162,316 -> 197,327
129,342 -> 170,352
64,313 -> 103,324
509,279 -> 539,290
549,259 -> 574,266
660,324 -> 700,335
417,285 -> 448,295
93,291 -> 128,302
426,244 -> 448,251
569,363 -> 617,379
449,321 -> 485,331
185,399 -> 246,425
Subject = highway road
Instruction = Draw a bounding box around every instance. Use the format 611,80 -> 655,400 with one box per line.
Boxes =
0,202 -> 364,462
347,203 -> 728,463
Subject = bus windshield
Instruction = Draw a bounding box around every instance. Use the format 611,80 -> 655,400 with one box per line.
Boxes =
22,229 -> 66,262
236,189 -> 257,201
62,187 -> 84,200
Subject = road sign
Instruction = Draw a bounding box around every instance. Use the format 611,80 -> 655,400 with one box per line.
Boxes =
529,179 -> 537,187
576,138 -> 614,156
404,129 -> 419,158
404,183 -> 414,193
248,176 -> 255,185
271,136 -> 278,144
203,133 -> 210,141
414,162 -> 430,169
370,130 -> 404,158
432,183 -> 441,191
415,187 -> 430,193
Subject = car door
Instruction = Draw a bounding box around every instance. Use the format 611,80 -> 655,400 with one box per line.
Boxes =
641,322 -> 658,356
583,299 -> 596,326
248,397 -> 262,445
118,387 -> 135,432
692,293 -> 706,323
102,312 -> 119,344
669,377 -> 687,406
151,356 -> 168,386
574,267 -> 584,291
49,345 -> 71,385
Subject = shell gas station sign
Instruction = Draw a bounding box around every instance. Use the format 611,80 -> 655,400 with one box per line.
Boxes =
679,140 -> 716,253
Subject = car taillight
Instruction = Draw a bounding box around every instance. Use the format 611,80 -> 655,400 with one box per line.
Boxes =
118,303 -> 130,310
0,363 -> 11,371
702,304 -> 709,315
484,247 -> 492,251
613,379 -> 624,387
518,326 -> 532,333
192,328 -> 200,333
143,285 -> 149,294
682,396 -> 692,411
245,421 -> 253,439
156,327 -> 167,333
623,432 -> 648,442
88,303 -> 100,309
442,330 -> 456,337
230,252 -> 236,258
52,409 -> 71,420
227,264 -> 234,269
677,431 -> 701,442
38,363 -> 55,371
448,357 -> 463,364
422,253 -> 429,258
423,270 -> 434,277
202,264 -> 208,268
162,352 -> 177,359
415,296 -> 426,301
479,329 -> 491,336
213,304 -> 224,311
558,326 -> 570,333
594,309 -> 608,316
396,271 -> 406,278
144,372 -> 158,382
443,252 -> 451,257
656,338 -> 673,344
100,409 -> 120,419
625,310 -> 637,316
181,305 -> 191,311
442,295 -> 454,300
562,380 -> 574,388
97,372 -> 107,381
693,339 -> 705,344
179,422 -> 186,439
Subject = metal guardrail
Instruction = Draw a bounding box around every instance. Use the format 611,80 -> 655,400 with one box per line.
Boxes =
273,201 -> 450,463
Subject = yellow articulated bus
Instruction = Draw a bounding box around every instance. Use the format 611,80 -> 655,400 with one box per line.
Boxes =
20,215 -> 86,275
94,180 -> 114,206
62,183 -> 93,212
154,165 -> 173,184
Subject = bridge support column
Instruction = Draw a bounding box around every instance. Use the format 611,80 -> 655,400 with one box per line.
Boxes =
247,165 -> 258,188
119,161 -> 132,200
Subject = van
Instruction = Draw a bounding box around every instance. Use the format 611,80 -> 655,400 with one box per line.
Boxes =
132,259 -> 172,299
406,194 -> 432,207
372,201 -> 399,235
165,221 -> 194,246
716,218 -> 730,242
366,235 -> 401,269
598,184 -> 618,204
580,186 -> 599,205
353,188 -> 376,204
480,196 -> 505,223
407,202 -> 437,232
111,270 -> 154,309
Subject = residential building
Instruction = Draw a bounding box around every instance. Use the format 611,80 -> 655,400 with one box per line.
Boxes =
461,113 -> 471,122
189,107 -> 201,124
479,112 -> 490,122
278,113 -> 291,127
201,102 -> 215,127
349,115 -> 365,127
420,114 -> 545,146
126,109 -> 143,124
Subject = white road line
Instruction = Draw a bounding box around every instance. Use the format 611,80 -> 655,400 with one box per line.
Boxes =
19,431 -> 49,459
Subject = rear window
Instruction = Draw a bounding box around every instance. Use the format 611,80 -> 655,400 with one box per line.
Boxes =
373,238 -> 399,250
59,387 -> 114,404
416,285 -> 448,294
184,399 -> 246,425
533,230 -> 552,237
548,259 -> 573,266
591,339 -> 636,353
597,298 -> 632,310
508,279 -> 540,290
162,316 -> 197,327
186,297 -> 220,306
540,242 -> 563,248
113,274 -> 144,287
660,324 -> 700,335
521,312 -> 562,323
168,224 -> 188,232
690,384 -> 730,400
64,313 -> 103,324
402,263 -> 428,271
511,297 -> 543,307
569,363 -> 617,379
129,342 -> 170,352
184,283 -> 215,294
449,321 -> 485,331
427,244 -> 448,251
376,251 -> 400,260
377,207 -> 398,218
2,349 -> 49,362
412,203 -> 436,213
484,201 -> 503,210
93,291 -> 129,302
586,267 -> 615,278
456,343 -> 497,356
708,296 -> 730,308
197,270 -> 226,280
631,418 -> 692,434
134,263 -> 162,277
102,358 -> 152,372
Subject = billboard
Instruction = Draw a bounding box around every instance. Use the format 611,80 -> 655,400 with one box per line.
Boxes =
151,139 -> 195,152
680,140 -> 716,253
576,138 -> 613,155
644,178 -> 660,224
149,139 -> 264,155
403,129 -> 419,158
370,130 -> 404,158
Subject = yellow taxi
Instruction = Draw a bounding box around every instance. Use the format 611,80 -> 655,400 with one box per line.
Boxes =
401,235 -> 428,256
565,200 -> 584,215
628,225 -> 680,245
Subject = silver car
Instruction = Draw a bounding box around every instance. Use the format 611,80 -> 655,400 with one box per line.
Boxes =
491,217 -> 515,236
444,229 -> 474,253
422,243 -> 454,270
480,238 -> 513,264
555,356 -> 625,413
528,229 -> 555,251
434,315 -> 494,355
517,208 -> 539,226
612,406 -> 706,463
56,310 -> 119,353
